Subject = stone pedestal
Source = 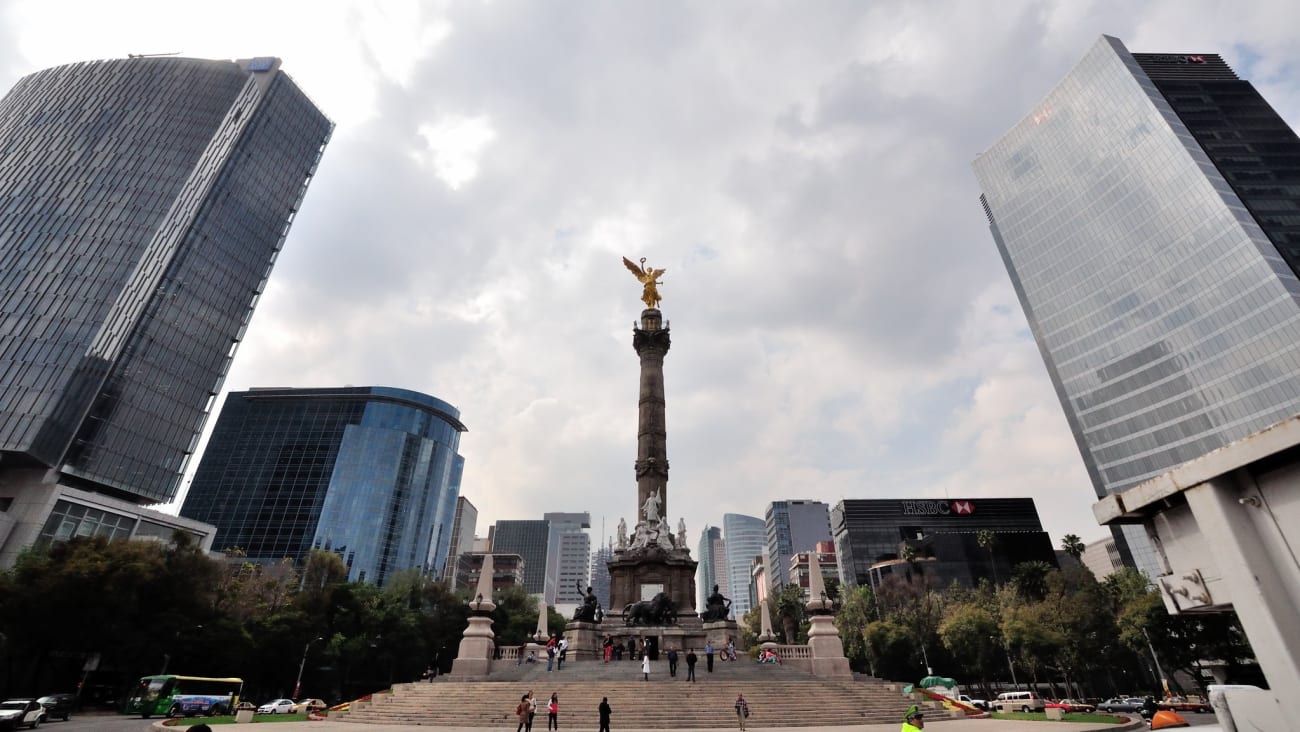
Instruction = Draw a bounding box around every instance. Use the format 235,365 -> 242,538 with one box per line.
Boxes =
450,614 -> 496,677
607,546 -> 697,618
806,614 -> 852,678
702,620 -> 744,651
564,620 -> 603,660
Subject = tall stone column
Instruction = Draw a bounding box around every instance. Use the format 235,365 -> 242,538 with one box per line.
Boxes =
633,308 -> 670,520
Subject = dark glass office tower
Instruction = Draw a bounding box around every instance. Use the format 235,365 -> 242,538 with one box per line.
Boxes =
0,56 -> 331,504
830,498 -> 1056,589
973,36 -> 1300,574
180,387 -> 466,586
492,519 -> 551,595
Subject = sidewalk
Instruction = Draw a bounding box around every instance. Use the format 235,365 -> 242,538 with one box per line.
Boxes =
156,718 -> 1141,732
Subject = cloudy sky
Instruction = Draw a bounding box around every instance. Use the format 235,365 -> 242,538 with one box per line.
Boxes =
3,0 -> 1299,551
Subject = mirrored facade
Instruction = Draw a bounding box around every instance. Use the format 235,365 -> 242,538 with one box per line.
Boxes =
180,387 -> 466,586
973,36 -> 1300,574
722,513 -> 764,617
0,57 -> 331,504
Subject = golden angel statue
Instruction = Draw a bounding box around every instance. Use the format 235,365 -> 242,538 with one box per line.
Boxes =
622,256 -> 666,309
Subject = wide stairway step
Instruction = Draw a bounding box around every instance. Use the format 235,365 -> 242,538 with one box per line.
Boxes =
336,662 -> 918,728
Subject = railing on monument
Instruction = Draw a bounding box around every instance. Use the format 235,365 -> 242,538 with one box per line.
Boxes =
774,645 -> 811,660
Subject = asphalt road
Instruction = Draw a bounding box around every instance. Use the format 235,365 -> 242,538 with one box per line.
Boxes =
40,712 -> 155,731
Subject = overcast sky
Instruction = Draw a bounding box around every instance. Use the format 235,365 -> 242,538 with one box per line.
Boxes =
3,1 -> 1299,551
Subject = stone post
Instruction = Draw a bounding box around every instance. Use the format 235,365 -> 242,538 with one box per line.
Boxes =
804,553 -> 851,678
450,555 -> 497,677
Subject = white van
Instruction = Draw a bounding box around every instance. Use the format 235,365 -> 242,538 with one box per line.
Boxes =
994,691 -> 1046,713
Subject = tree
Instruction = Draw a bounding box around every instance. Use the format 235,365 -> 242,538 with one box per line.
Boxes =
939,602 -> 1000,692
977,530 -> 999,585
864,619 -> 917,681
767,583 -> 807,644
833,585 -> 877,672
1011,561 -> 1053,602
1060,534 -> 1085,561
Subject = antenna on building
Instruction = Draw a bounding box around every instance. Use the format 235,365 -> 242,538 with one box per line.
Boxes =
128,52 -> 182,58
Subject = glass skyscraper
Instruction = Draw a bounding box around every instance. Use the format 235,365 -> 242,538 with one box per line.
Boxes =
492,519 -> 551,596
180,386 -> 466,586
442,496 -> 478,586
764,500 -> 831,588
0,56 -> 330,565
973,36 -> 1300,574
723,513 -> 765,617
695,525 -> 724,612
544,512 -> 590,605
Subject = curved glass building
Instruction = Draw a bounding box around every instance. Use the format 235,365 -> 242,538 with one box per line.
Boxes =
0,56 -> 332,503
180,387 -> 467,585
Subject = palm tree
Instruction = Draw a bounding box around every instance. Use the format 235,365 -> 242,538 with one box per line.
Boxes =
1061,534 -> 1085,561
977,529 -> 999,585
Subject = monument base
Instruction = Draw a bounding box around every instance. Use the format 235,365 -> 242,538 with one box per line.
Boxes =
702,619 -> 745,652
563,620 -> 604,660
449,615 -> 495,678
607,546 -> 698,618
806,614 -> 852,678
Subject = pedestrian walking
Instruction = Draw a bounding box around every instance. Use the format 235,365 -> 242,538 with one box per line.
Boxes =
527,691 -> 538,732
685,648 -> 697,682
734,694 -> 749,731
558,637 -> 568,670
598,697 -> 612,732
547,693 -> 559,730
726,637 -> 736,662
667,647 -> 678,677
515,695 -> 530,732
546,643 -> 556,672
641,652 -> 650,681
706,641 -> 715,672
603,635 -> 613,663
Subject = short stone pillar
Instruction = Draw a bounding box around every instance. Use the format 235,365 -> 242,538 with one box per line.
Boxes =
450,555 -> 498,677
804,553 -> 851,678
564,620 -> 603,660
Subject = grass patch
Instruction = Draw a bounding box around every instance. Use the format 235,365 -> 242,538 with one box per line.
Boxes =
990,711 -> 1129,724
163,714 -> 312,725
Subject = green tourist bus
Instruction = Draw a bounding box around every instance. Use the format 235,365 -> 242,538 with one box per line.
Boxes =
124,674 -> 243,718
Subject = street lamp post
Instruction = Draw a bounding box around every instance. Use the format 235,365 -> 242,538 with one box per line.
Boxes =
294,637 -> 323,699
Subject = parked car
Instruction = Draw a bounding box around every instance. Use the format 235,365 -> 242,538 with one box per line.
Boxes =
0,699 -> 45,729
35,695 -> 75,722
292,699 -> 327,714
1046,699 -> 1095,713
256,698 -> 295,715
1097,697 -> 1145,713
957,694 -> 988,710
1159,697 -> 1212,713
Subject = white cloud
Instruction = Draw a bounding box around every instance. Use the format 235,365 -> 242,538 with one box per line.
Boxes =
4,0 -> 1300,557
415,115 -> 497,189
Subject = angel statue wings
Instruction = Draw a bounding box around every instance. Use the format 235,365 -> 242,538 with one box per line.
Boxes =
622,256 -> 666,309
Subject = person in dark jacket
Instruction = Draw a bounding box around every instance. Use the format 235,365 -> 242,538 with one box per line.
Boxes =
685,648 -> 698,682
598,697 -> 612,732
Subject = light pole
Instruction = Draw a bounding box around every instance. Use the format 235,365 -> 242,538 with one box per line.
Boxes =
294,636 -> 323,699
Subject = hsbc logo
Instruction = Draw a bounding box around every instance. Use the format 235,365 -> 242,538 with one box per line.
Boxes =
902,500 -> 976,516
1148,54 -> 1208,64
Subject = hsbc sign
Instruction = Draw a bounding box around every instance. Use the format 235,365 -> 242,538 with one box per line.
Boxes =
902,500 -> 976,516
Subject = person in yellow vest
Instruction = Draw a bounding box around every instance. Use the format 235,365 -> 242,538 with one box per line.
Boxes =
901,705 -> 925,731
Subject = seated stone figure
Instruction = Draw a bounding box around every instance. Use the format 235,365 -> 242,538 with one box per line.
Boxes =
573,581 -> 602,623
701,584 -> 731,622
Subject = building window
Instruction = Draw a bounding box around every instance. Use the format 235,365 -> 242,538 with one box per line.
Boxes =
35,500 -> 136,548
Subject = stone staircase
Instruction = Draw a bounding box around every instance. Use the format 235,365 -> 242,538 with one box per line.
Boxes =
336,659 -> 921,727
